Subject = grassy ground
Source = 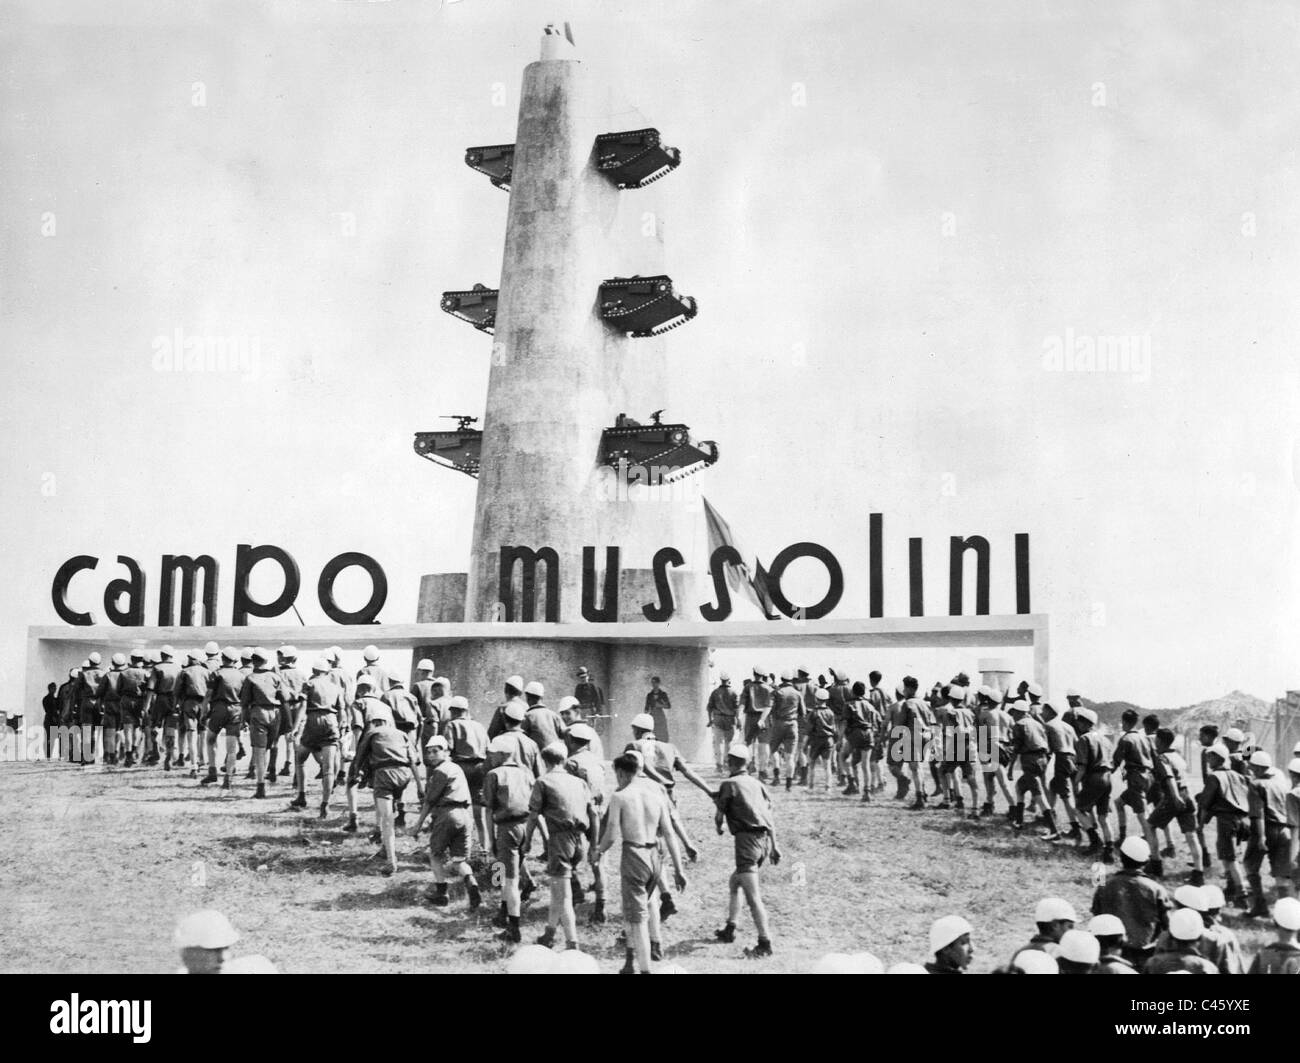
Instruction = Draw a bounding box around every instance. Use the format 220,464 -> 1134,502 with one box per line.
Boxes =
0,759 -> 1279,973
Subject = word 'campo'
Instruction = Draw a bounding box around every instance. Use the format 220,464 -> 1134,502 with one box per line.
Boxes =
51,546 -> 387,627
500,518 -> 1030,622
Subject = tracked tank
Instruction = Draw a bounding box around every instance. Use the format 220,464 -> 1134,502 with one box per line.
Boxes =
598,275 -> 697,337
601,411 -> 718,484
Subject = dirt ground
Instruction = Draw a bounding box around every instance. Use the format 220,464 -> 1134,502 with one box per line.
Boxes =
0,758 -> 1278,973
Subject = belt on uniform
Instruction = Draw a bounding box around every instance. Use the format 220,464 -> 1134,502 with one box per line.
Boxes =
733,827 -> 769,835
436,800 -> 470,809
453,756 -> 485,764
1086,766 -> 1112,775
622,841 -> 658,849
495,814 -> 528,825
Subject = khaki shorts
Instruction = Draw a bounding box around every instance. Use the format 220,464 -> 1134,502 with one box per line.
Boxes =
620,843 -> 662,922
768,722 -> 797,756
733,830 -> 771,873
712,720 -> 736,743
1076,771 -> 1113,813
1214,812 -> 1248,862
207,703 -> 243,737
1119,772 -> 1151,813
546,826 -> 588,877
494,819 -> 528,877
429,806 -> 471,863
1148,795 -> 1196,832
300,712 -> 340,753
371,765 -> 412,802
455,759 -> 487,806
248,708 -> 281,749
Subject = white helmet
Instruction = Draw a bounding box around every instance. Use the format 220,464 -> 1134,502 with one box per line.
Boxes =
416,658 -> 435,672
631,713 -> 655,732
524,681 -> 544,697
173,910 -> 240,950
362,645 -> 380,662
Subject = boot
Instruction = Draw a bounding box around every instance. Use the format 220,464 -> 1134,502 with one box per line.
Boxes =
394,810 -> 406,829
1189,869 -> 1204,887
714,921 -> 736,943
785,774 -> 792,792
650,940 -> 663,963
571,878 -> 586,906
244,767 -> 256,780
771,769 -> 780,787
841,780 -> 859,796
743,938 -> 773,959
492,902 -> 509,929
897,776 -> 911,801
981,801 -> 994,817
1041,810 -> 1061,842
163,755 -> 172,772
1247,877 -> 1270,918
1147,858 -> 1165,879
343,813 -> 358,833
199,770 -> 219,786
1010,804 -> 1024,829
221,776 -> 232,791
237,741 -> 247,760
255,783 -> 267,800
319,801 -> 329,820
1084,829 -> 1102,855
498,920 -> 521,944
589,898 -> 606,925
1065,823 -> 1083,842
619,950 -> 636,975
289,793 -> 308,810
466,881 -> 482,909
429,883 -> 449,907
536,926 -> 556,948
1101,842 -> 1115,864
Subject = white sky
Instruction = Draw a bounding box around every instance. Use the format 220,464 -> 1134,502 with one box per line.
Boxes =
1,0 -> 1296,708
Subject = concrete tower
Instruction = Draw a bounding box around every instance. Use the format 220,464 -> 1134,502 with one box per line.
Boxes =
417,27 -> 711,758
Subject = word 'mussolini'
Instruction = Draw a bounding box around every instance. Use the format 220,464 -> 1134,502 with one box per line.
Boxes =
500,515 -> 1031,621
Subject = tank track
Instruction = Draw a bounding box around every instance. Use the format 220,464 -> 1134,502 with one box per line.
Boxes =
440,284 -> 499,334
464,144 -> 515,191
595,128 -> 682,189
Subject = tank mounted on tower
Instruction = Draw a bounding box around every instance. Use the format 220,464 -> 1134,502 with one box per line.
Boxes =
599,275 -> 698,337
440,284 -> 499,334
595,128 -> 681,188
464,144 -> 515,191
413,415 -> 483,478
602,411 -> 718,484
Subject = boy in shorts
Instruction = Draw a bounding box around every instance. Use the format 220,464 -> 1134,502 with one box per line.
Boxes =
1149,727 -> 1205,882
350,703 -> 416,876
291,659 -> 346,818
713,744 -> 779,958
525,741 -> 598,950
484,735 -> 537,942
413,735 -> 481,907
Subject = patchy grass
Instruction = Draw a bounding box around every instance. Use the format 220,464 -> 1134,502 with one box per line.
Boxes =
0,761 -> 1279,973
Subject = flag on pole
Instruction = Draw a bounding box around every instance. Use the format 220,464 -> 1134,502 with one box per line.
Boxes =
701,495 -> 779,618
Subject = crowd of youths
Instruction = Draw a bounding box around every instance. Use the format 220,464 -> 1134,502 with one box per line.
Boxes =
44,648 -> 1300,973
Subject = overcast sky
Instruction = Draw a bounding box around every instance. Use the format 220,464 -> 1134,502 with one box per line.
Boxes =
1,0 -> 1296,708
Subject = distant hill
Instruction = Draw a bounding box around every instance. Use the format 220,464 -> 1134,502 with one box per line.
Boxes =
1080,690 -> 1272,734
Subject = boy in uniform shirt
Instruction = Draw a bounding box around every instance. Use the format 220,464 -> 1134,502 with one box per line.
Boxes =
1247,897 -> 1300,974
1197,743 -> 1252,906
521,682 -> 566,750
1086,914 -> 1137,974
200,647 -> 244,790
1144,909 -> 1219,974
896,676 -> 932,809
740,668 -> 773,779
939,687 -> 979,815
412,735 -> 482,907
349,702 -> 416,876
1041,701 -> 1081,841
1147,727 -> 1205,883
1198,884 -> 1245,974
564,722 -> 608,922
118,653 -> 150,767
525,742 -> 598,951
707,673 -> 739,771
240,648 -> 287,800
1008,701 -> 1057,835
443,695 -> 490,855
842,682 -> 875,801
487,675 -> 527,739
976,687 -> 1015,817
291,659 -> 345,818
1072,708 -> 1115,862
713,744 -> 779,958
1111,709 -> 1156,854
493,699 -> 541,779
483,736 -> 536,942
804,688 -> 838,792
1244,750 -> 1294,917
272,647 -> 307,785
147,646 -> 183,769
1090,836 -> 1172,967
96,653 -> 127,766
596,752 -> 688,974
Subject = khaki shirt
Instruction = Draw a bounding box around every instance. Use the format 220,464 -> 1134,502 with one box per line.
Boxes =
717,772 -> 774,835
529,771 -> 591,831
484,763 -> 533,822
